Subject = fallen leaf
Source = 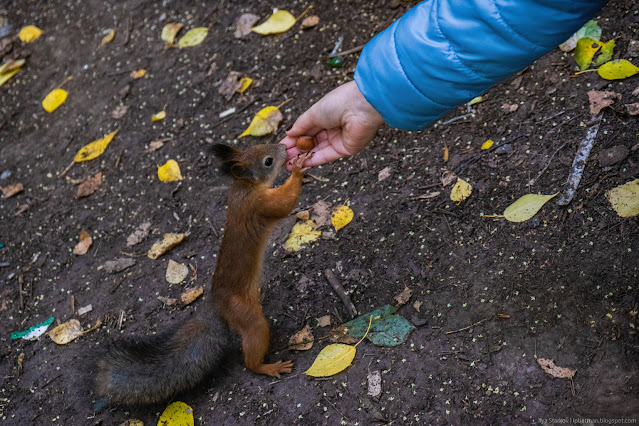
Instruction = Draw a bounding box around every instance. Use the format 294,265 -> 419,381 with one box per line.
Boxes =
181,286 -> 203,305
218,71 -> 242,100
412,191 -> 440,200
588,90 -> 621,115
330,305 -> 415,347
236,77 -> 253,94
177,27 -> 208,48
1,183 -> 23,198
76,172 -> 103,198
235,14 -> 260,38
239,106 -> 283,137
311,200 -> 331,227
413,300 -> 423,312
394,286 -> 413,305
559,20 -> 601,52
503,193 -> 558,222
152,109 -> 166,122
42,88 -> 68,113
127,222 -> 151,246
166,260 -> 189,284
481,139 -> 494,150
440,170 -> 457,187
378,166 -> 392,182
0,60 -> 23,86
146,138 -> 168,152
101,29 -> 115,45
284,220 -> 321,251
73,229 -> 92,255
49,319 -> 83,345
296,210 -> 310,220
594,39 -> 615,66
10,317 -> 54,341
575,37 -> 603,70
501,103 -> 519,113
161,23 -> 183,48
148,233 -> 187,259
301,16 -> 320,29
77,305 -> 93,316
468,95 -> 483,106
158,296 -> 179,306
598,59 -> 639,80
130,69 -> 146,79
305,315 -> 372,377
158,160 -> 183,182
111,104 -> 129,119
252,10 -> 297,35
331,205 -> 354,231
367,370 -> 382,397
450,177 -> 472,203
74,130 -> 118,162
19,25 -> 42,43
316,315 -> 331,327
100,257 -> 136,273
289,324 -> 314,351
606,179 -> 639,217
158,401 -> 194,426
626,102 -> 639,116
537,358 -> 576,380
443,145 -> 449,163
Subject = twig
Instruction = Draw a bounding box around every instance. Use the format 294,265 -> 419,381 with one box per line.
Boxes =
556,113 -> 603,206
110,275 -> 126,294
529,142 -> 566,186
442,112 -> 474,125
444,318 -> 487,335
42,374 -> 63,388
325,269 -> 357,319
323,396 -> 348,421
328,44 -> 365,58
211,98 -> 259,129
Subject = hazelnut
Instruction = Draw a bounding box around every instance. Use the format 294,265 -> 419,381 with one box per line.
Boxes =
296,135 -> 315,152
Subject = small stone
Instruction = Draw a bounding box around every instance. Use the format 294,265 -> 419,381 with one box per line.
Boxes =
495,144 -> 513,155
597,145 -> 629,167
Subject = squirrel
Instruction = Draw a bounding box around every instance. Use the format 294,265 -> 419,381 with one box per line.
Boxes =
93,143 -> 311,406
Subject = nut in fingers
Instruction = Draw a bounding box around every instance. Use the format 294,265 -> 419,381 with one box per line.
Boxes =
296,135 -> 316,152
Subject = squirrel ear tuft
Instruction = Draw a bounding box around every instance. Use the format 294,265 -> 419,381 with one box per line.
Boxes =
212,144 -> 242,176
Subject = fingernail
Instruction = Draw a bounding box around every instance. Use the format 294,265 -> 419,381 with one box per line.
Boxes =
286,124 -> 293,131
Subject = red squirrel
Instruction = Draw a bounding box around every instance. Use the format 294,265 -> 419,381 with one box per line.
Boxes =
93,143 -> 311,405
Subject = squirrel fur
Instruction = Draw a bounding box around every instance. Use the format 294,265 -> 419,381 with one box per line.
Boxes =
94,143 -> 309,406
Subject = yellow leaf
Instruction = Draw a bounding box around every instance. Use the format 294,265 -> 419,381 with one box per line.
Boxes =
574,37 -> 602,70
284,220 -> 321,252
443,145 -> 449,163
238,106 -> 283,137
102,29 -> 115,45
42,88 -> 68,113
130,69 -> 146,79
304,343 -> 356,377
606,179 -> 639,217
503,193 -> 558,222
166,259 -> 188,284
158,401 -> 194,426
48,319 -> 83,345
158,160 -> 183,182
0,68 -> 21,87
597,59 -> 639,80
180,286 -> 203,305
468,96 -> 483,106
161,23 -> 184,48
450,178 -> 472,203
594,39 -> 615,66
252,10 -> 297,35
148,233 -> 187,259
236,77 -> 253,93
152,110 -> 166,122
481,139 -> 494,150
74,129 -> 119,163
177,27 -> 208,48
0,59 -> 26,74
19,25 -> 42,43
73,229 -> 92,255
331,205 -> 354,231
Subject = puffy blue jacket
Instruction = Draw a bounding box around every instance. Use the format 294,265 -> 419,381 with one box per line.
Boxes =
354,0 -> 608,130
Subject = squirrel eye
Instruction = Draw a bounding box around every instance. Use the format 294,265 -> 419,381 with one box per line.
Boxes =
263,157 -> 273,167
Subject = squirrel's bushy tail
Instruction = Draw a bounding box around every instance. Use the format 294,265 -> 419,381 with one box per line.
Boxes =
95,309 -> 234,406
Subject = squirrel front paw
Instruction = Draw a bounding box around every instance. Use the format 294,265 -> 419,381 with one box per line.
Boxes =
291,152 -> 313,172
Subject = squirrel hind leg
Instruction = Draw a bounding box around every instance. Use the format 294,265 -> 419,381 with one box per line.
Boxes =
253,360 -> 294,378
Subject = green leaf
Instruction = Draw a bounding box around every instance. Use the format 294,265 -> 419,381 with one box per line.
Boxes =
177,27 -> 208,48
334,305 -> 416,347
594,40 -> 615,67
597,59 -> 639,80
503,193 -> 558,222
576,20 -> 602,41
574,37 -> 602,70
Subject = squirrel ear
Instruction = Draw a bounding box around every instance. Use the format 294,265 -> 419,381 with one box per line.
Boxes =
212,144 -> 243,177
229,162 -> 255,181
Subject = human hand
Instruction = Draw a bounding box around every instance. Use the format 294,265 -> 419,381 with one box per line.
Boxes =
280,81 -> 385,170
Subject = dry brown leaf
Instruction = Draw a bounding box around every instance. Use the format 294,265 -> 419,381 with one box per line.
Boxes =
537,358 -> 576,380
301,15 -> 320,29
588,90 -> 621,115
625,102 -> 639,116
166,260 -> 189,284
76,172 -> 102,198
394,286 -> 413,305
73,229 -> 92,255
289,324 -> 314,351
501,103 -> 519,113
126,222 -> 151,247
367,370 -> 382,397
311,200 -> 331,227
296,210 -> 310,220
180,286 -> 203,305
234,13 -> 260,38
145,138 -> 170,153
440,170 -> 457,187
218,71 -> 242,100
158,296 -> 178,306
378,166 -> 392,182
49,319 -> 83,345
316,315 -> 331,327
1,183 -> 24,198
413,300 -> 423,312
100,257 -> 136,273
111,104 -> 129,119
77,304 -> 93,316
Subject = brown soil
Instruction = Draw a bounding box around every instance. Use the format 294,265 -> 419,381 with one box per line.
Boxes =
1,1 -> 638,425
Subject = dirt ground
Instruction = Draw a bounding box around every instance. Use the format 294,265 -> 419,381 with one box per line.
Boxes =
1,0 -> 638,425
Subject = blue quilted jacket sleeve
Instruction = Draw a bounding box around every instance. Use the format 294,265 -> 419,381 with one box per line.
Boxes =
354,0 -> 608,130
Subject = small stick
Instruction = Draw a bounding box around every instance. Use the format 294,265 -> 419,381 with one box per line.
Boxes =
110,275 -> 126,294
58,160 -> 74,178
328,44 -> 365,58
325,269 -> 357,319
444,318 -> 487,335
